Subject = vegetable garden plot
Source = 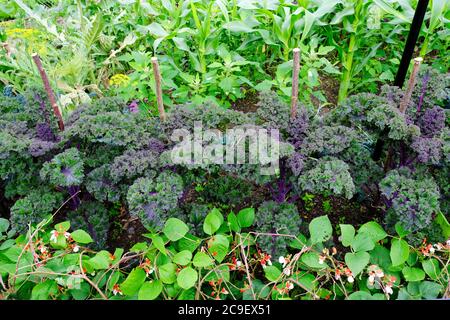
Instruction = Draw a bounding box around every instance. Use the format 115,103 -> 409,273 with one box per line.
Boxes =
0,0 -> 449,301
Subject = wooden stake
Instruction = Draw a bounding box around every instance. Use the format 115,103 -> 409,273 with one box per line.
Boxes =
32,53 -> 65,131
399,57 -> 423,114
290,48 -> 301,119
151,57 -> 166,122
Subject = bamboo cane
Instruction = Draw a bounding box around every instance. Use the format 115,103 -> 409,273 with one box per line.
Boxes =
290,48 -> 301,119
399,57 -> 423,114
151,57 -> 167,122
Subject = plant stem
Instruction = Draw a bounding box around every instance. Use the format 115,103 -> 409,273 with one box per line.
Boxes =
338,33 -> 355,103
338,0 -> 362,103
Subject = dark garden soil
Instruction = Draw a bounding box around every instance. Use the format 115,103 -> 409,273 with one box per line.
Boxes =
319,74 -> 340,107
231,90 -> 260,113
107,206 -> 148,251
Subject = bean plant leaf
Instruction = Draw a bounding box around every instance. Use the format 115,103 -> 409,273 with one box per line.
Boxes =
422,259 -> 441,280
340,224 -> 355,247
390,239 -> 410,267
193,252 -> 213,268
237,207 -> 255,228
345,251 -> 370,276
309,215 -> 332,244
173,250 -> 192,266
177,267 -> 198,289
71,230 -> 93,244
120,268 -> 146,296
203,208 -> 223,235
402,267 -> 425,282
351,233 -> 375,252
358,221 -> 387,242
163,218 -> 189,241
138,280 -> 163,300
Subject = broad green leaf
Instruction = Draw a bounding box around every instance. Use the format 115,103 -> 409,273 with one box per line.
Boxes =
130,242 -> 148,253
55,221 -> 70,233
422,259 -> 441,280
173,250 -> 192,266
351,233 -> 375,252
138,280 -> 163,300
340,224 -> 355,247
176,234 -> 201,253
163,218 -> 189,241
289,234 -> 308,249
177,267 -> 198,289
264,265 -> 281,282
120,268 -> 146,296
301,252 -> 328,270
151,235 -> 167,255
207,234 -> 229,263
369,245 -> 391,270
227,212 -> 241,233
146,22 -> 168,37
0,218 -> 9,233
178,288 -> 196,300
71,230 -> 93,244
419,281 -> 443,299
402,267 -> 425,282
390,239 -> 410,266
203,208 -> 223,235
345,251 -> 370,276
348,291 -> 376,300
358,221 -> 387,242
31,280 -> 58,300
159,263 -> 177,284
172,37 -> 189,51
193,252 -> 213,268
395,222 -> 410,238
237,207 -> 255,228
204,265 -> 230,282
223,21 -> 254,33
435,212 -> 450,238
309,215 -> 332,244
292,271 -> 317,291
88,251 -> 111,270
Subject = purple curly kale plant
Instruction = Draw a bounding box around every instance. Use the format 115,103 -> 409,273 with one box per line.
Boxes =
418,106 -> 445,138
287,109 -> 309,149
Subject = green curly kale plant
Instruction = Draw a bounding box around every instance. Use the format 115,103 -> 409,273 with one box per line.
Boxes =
40,148 -> 85,187
298,158 -> 355,199
127,171 -> 184,230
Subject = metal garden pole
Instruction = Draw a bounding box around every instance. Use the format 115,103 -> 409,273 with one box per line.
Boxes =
393,0 -> 430,87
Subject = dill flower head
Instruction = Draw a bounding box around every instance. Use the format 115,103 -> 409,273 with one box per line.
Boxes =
5,28 -> 39,40
109,74 -> 130,87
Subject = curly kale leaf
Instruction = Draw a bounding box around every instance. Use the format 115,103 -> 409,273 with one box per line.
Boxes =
40,148 -> 84,187
10,189 -> 64,233
255,201 -> 302,257
380,169 -> 440,233
127,171 -> 184,230
67,202 -> 110,250
298,158 -> 355,199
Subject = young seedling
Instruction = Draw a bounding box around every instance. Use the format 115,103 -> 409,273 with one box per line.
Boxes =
290,48 -> 301,119
32,53 -> 65,131
399,57 -> 423,114
151,57 -> 167,122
